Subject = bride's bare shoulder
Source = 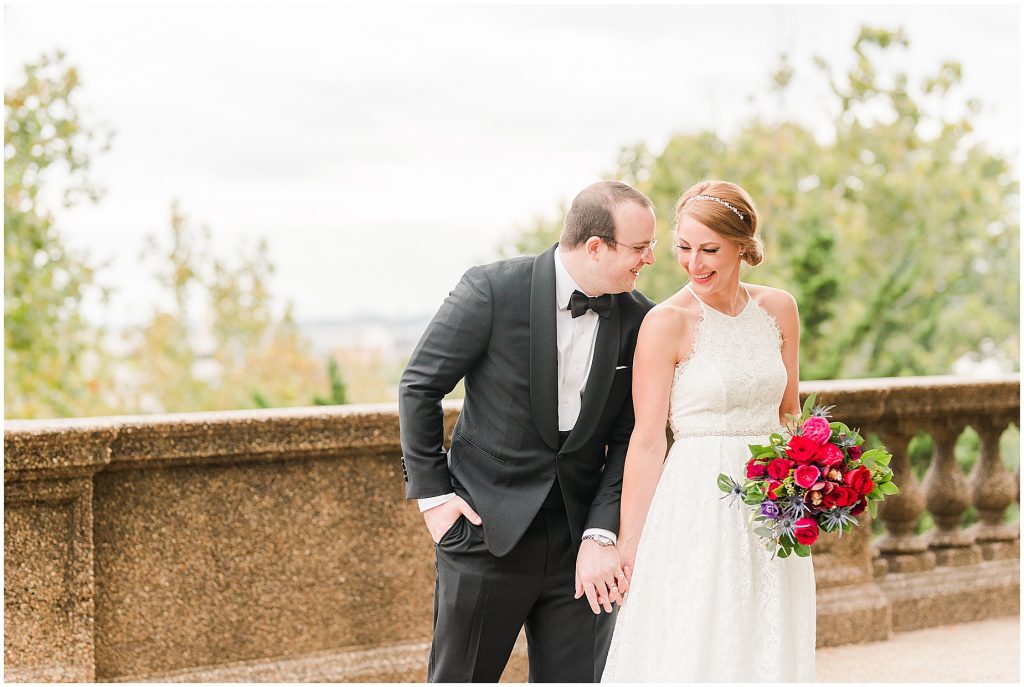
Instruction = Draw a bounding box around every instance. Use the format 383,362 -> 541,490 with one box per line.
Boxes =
637,289 -> 703,364
745,283 -> 798,318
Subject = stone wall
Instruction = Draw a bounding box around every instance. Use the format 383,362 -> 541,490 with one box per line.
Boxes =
4,376 -> 1019,682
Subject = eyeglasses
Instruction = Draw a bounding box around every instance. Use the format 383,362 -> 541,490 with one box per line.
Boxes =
593,236 -> 658,259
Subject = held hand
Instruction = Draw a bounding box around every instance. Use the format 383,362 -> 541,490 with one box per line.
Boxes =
422,495 -> 482,544
574,539 -> 626,614
617,539 -> 639,587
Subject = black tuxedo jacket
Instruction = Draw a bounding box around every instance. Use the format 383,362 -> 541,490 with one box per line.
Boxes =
399,244 -> 654,557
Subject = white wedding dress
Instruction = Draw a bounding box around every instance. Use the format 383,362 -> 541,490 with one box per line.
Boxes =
602,284 -> 816,682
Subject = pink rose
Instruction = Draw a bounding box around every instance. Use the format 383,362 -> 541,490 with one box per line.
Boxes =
802,416 -> 833,445
746,461 -> 767,479
794,464 -> 821,489
794,517 -> 819,545
767,458 -> 794,480
787,435 -> 819,464
815,443 -> 845,468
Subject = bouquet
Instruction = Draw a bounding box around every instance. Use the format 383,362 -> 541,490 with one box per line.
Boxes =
717,393 -> 899,559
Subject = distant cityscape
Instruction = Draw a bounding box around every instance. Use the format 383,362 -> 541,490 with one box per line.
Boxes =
298,314 -> 431,363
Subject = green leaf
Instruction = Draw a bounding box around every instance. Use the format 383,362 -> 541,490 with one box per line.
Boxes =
777,547 -> 791,559
869,500 -> 879,519
770,433 -> 785,446
717,474 -> 733,492
754,526 -> 774,538
801,392 -> 817,418
794,544 -> 811,557
829,421 -> 851,435
874,451 -> 892,467
879,481 -> 900,495
743,492 -> 767,505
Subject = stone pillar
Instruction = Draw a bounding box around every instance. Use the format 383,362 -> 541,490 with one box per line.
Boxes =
968,417 -> 1019,561
4,422 -> 114,682
922,422 -> 981,567
812,508 -> 892,646
875,425 -> 934,573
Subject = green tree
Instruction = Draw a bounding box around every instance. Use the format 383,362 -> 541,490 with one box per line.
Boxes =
117,203 -> 327,413
4,52 -> 115,418
508,27 -> 1019,380
312,357 -> 348,406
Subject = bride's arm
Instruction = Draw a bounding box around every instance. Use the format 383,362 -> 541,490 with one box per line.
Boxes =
617,307 -> 686,585
772,290 -> 801,422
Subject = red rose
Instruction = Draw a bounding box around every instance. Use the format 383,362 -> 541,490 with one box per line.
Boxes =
794,464 -> 821,489
767,458 -> 794,480
815,443 -> 844,468
787,435 -> 819,463
851,497 -> 867,516
823,485 -> 859,509
844,466 -> 874,495
746,461 -> 767,479
765,479 -> 783,500
794,517 -> 819,546
847,445 -> 862,460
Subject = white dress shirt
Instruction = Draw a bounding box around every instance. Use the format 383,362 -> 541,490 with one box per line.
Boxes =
418,249 -> 617,543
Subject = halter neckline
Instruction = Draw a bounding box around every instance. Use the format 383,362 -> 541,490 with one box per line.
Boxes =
685,282 -> 753,319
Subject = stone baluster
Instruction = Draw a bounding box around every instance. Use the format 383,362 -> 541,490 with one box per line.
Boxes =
968,417 -> 1020,560
922,421 -> 982,566
875,425 -> 934,573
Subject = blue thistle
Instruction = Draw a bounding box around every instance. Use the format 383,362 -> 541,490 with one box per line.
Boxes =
782,493 -> 810,520
775,515 -> 797,540
717,474 -> 745,508
819,506 -> 859,537
809,403 -> 836,418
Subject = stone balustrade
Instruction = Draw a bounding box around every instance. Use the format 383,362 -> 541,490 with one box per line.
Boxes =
4,375 -> 1018,682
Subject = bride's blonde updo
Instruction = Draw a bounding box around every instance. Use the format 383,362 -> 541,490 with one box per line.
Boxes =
673,180 -> 764,266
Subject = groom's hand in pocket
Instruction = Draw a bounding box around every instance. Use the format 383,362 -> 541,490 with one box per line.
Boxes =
574,540 -> 625,614
423,496 -> 482,544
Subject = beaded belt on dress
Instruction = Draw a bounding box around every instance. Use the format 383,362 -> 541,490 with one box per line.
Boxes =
673,426 -> 779,439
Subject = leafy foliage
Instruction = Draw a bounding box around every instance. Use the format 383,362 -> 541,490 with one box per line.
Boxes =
4,51 -> 115,417
509,27 -> 1019,379
5,53 -> 348,418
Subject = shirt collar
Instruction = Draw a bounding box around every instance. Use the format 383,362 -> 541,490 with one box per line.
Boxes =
554,247 -> 588,311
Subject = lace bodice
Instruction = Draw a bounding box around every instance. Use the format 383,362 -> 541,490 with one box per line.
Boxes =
669,283 -> 787,439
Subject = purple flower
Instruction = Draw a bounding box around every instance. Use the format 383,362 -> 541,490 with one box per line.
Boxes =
760,501 -> 781,519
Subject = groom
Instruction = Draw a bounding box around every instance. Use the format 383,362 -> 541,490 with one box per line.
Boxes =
400,181 -> 656,682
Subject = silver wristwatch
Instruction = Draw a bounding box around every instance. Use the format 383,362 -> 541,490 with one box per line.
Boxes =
582,533 -> 615,547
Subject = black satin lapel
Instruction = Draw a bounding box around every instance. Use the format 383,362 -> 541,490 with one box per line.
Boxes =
562,297 -> 620,454
530,246 -> 560,451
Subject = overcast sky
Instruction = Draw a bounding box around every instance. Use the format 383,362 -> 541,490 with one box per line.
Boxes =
5,3 -> 1020,326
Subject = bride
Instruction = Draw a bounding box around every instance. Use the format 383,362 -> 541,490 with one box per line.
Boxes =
602,180 -> 815,682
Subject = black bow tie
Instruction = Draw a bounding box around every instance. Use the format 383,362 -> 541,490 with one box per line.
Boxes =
569,290 -> 612,319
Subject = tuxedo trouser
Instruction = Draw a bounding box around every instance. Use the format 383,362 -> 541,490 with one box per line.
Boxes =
428,482 -> 616,682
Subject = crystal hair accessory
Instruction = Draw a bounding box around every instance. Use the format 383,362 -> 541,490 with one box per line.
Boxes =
689,194 -> 746,221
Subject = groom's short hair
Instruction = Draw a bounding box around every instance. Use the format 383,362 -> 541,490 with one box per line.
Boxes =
560,181 -> 654,249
